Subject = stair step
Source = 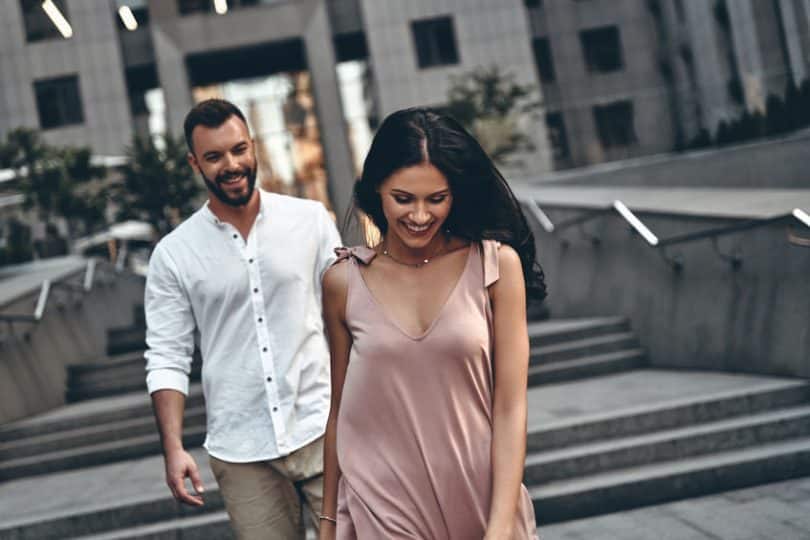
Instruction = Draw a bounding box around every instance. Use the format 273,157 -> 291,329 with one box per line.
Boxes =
0,477 -> 223,540
529,436 -> 810,524
527,348 -> 645,386
528,317 -> 629,347
0,407 -> 206,462
527,378 -> 810,452
0,428 -> 207,481
525,404 -> 810,484
0,386 -> 204,442
530,332 -> 639,366
71,511 -> 234,540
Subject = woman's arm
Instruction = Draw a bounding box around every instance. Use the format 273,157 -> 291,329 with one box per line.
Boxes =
319,262 -> 353,540
485,245 -> 530,540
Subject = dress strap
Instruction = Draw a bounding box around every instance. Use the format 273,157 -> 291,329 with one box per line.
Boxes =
481,240 -> 500,287
334,246 -> 378,266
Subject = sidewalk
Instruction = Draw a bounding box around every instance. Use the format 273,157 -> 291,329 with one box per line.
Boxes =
541,476 -> 810,539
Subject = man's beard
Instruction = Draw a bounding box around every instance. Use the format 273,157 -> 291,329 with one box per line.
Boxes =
201,164 -> 258,207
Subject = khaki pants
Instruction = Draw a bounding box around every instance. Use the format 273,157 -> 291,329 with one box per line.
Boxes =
209,437 -> 324,540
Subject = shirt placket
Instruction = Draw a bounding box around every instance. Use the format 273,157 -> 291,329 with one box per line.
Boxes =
230,221 -> 288,454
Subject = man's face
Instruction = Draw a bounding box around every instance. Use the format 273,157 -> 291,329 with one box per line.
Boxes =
188,115 -> 258,207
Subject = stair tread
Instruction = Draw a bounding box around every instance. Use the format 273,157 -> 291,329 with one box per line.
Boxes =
0,384 -> 204,439
530,436 -> 810,498
70,511 -> 230,540
527,317 -> 627,337
531,332 -> 638,355
0,406 -> 206,453
526,403 -> 810,465
527,369 -> 810,433
0,425 -> 207,469
528,348 -> 645,373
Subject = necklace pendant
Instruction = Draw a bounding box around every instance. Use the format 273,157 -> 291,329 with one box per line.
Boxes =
423,259 -> 429,264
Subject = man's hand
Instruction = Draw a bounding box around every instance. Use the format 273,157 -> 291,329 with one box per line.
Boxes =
164,448 -> 205,506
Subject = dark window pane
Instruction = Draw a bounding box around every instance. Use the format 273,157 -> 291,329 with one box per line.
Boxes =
177,0 -> 210,14
593,100 -> 637,148
533,38 -> 555,83
334,32 -> 369,63
34,76 -> 84,130
20,0 -> 69,42
411,16 -> 460,69
580,26 -> 624,73
546,112 -> 569,159
524,0 -> 542,7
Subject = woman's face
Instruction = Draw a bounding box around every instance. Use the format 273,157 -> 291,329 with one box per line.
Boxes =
378,162 -> 453,251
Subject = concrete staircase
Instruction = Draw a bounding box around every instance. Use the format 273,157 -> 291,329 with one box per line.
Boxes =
1,317 -> 809,538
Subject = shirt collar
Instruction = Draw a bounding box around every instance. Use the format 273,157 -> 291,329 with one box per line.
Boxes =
200,189 -> 268,226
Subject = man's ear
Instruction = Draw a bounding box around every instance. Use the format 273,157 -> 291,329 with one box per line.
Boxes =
187,152 -> 200,174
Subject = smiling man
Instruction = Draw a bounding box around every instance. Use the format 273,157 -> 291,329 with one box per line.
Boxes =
144,99 -> 341,539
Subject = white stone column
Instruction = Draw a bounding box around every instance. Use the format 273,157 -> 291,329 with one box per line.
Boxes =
302,0 -> 357,226
778,0 -> 807,85
725,0 -> 766,111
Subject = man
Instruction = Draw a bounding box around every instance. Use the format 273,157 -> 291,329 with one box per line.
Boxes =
144,99 -> 341,539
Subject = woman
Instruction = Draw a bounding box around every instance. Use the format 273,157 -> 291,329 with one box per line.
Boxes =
319,108 -> 546,539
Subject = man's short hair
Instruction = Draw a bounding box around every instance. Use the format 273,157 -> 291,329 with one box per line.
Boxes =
183,99 -> 248,153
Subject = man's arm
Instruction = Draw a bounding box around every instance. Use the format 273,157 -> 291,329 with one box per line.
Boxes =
315,203 -> 343,283
144,243 -> 202,506
152,389 -> 204,506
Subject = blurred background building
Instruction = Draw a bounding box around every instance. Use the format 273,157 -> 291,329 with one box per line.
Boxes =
2,1 -> 808,213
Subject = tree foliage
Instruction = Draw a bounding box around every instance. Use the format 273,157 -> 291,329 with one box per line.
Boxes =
109,135 -> 202,237
444,66 -> 540,165
0,127 -> 107,236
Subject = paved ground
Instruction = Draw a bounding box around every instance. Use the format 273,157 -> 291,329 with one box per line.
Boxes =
541,476 -> 810,539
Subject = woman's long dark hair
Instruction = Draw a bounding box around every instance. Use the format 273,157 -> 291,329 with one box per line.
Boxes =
352,107 -> 547,300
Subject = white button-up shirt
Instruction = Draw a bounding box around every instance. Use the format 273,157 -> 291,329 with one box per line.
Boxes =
144,190 -> 341,462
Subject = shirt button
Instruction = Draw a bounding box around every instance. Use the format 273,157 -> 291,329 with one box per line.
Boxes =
249,258 -> 254,263
258,317 -> 263,323
266,376 -> 273,382
254,288 -> 259,293
232,234 -> 237,239
263,347 -> 268,352
272,407 -> 278,412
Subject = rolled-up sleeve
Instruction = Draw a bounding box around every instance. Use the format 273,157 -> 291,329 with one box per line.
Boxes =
144,243 -> 196,396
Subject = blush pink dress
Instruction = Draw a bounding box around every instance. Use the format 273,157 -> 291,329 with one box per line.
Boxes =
333,240 -> 538,539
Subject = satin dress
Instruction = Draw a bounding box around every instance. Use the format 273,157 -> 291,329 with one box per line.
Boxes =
333,241 -> 538,539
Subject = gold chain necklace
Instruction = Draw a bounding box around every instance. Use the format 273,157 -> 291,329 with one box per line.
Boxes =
381,238 -> 447,268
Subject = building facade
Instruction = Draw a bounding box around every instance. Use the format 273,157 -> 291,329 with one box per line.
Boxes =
526,0 -> 810,169
1,0 -> 809,216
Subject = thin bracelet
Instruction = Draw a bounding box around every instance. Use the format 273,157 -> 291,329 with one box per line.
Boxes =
318,514 -> 337,524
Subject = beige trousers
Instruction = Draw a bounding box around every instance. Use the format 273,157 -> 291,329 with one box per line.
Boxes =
209,437 -> 324,540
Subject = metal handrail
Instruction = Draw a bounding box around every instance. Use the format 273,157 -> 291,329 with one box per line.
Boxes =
0,259 -> 99,340
525,197 -> 810,271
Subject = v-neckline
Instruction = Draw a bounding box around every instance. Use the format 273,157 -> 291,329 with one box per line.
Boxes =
354,243 -> 475,341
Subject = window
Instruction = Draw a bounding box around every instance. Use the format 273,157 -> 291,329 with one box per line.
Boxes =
20,0 -> 69,42
532,38 -> 555,83
593,101 -> 637,148
545,112 -> 570,159
34,76 -> 84,129
411,16 -> 460,69
177,0 -> 210,14
524,0 -> 542,7
580,26 -> 624,73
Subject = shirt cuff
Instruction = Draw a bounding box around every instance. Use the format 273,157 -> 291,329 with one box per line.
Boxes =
146,368 -> 190,396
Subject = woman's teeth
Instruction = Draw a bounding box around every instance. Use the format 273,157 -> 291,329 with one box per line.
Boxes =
404,223 -> 431,233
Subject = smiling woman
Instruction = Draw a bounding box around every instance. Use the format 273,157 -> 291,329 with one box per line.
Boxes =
319,107 -> 545,540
